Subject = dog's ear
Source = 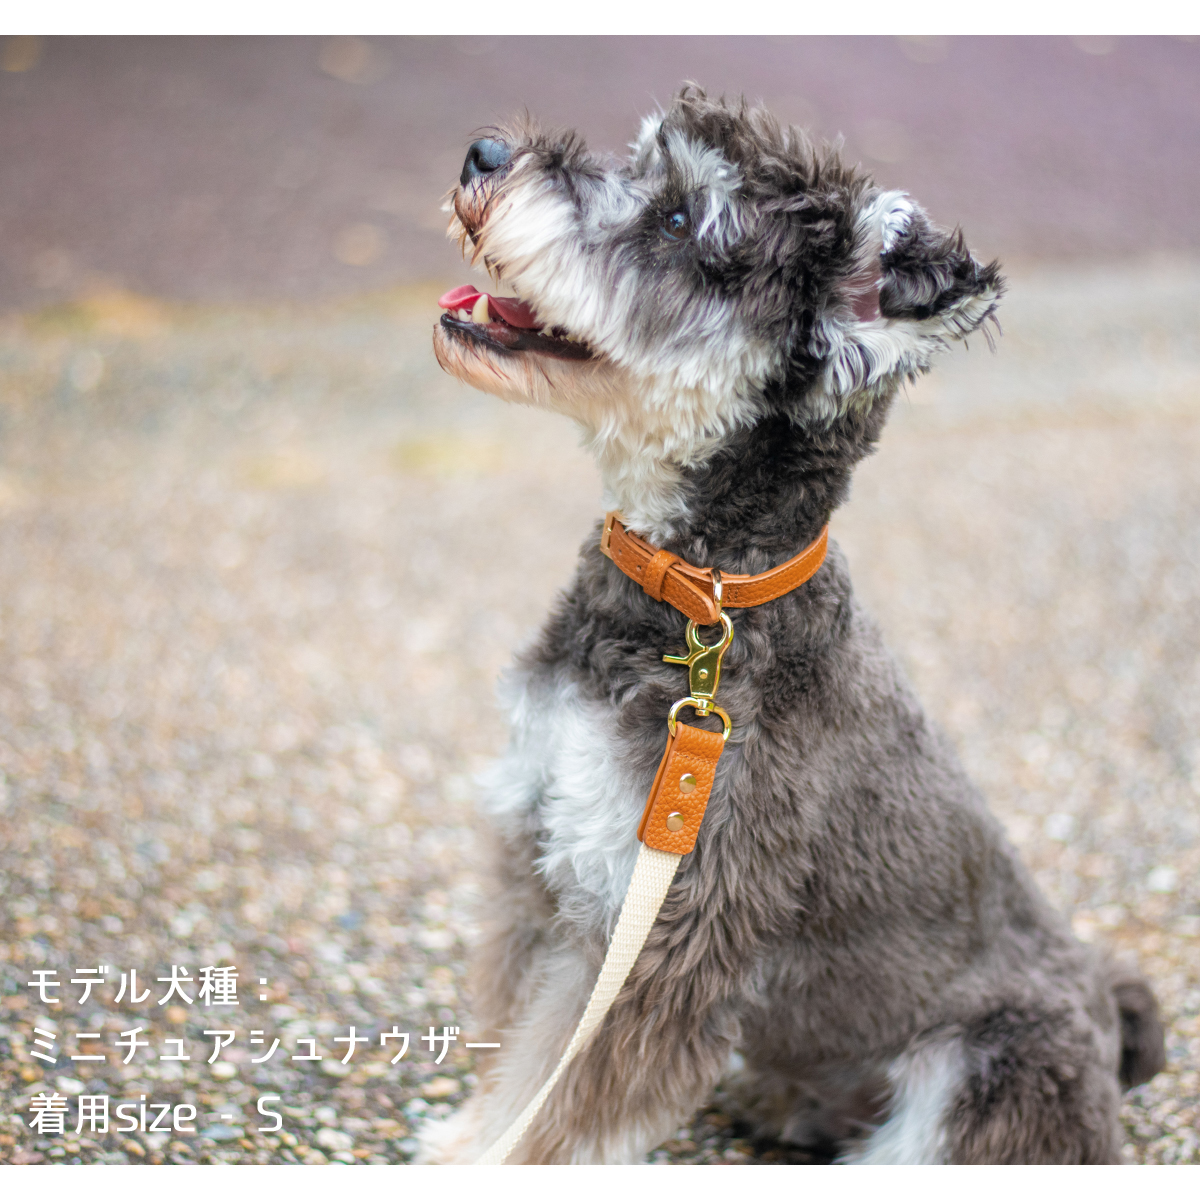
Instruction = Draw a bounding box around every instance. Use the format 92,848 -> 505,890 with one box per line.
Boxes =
807,190 -> 1004,422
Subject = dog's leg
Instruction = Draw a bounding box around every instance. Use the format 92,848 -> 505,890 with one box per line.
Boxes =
467,827 -> 556,1039
514,977 -> 739,1164
722,1056 -> 890,1158
836,1036 -> 966,1164
415,825 -> 555,1163
842,1007 -> 1125,1164
422,932 -> 738,1164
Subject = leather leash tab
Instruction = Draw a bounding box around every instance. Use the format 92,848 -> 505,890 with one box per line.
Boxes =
601,512 -> 829,625
637,720 -> 726,855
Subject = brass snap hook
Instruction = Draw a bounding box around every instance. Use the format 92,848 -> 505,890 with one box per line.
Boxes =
667,697 -> 732,741
663,612 -> 734,707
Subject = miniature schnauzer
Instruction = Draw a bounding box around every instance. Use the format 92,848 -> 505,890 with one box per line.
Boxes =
423,85 -> 1164,1164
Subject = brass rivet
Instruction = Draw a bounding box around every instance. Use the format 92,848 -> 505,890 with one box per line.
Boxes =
698,668 -> 709,679
666,812 -> 685,832
678,773 -> 697,794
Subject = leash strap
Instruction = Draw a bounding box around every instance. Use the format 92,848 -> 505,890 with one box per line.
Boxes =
476,842 -> 683,1165
476,516 -> 827,1163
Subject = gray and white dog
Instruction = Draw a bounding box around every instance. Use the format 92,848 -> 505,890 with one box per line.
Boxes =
424,85 -> 1164,1164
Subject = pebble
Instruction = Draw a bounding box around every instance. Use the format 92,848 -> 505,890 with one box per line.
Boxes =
316,1127 -> 354,1152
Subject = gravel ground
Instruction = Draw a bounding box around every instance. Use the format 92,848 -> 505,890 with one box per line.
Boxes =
1,262 -> 1198,1165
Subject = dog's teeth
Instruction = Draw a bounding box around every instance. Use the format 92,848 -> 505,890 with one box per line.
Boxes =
471,294 -> 490,324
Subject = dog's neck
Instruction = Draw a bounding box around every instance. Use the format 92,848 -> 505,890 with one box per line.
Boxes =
601,403 -> 891,573
579,382 -> 763,547
592,442 -> 693,546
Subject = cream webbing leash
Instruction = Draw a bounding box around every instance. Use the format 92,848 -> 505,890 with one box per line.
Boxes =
475,843 -> 681,1164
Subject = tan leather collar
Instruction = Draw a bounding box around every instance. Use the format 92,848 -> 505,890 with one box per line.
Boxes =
600,511 -> 829,625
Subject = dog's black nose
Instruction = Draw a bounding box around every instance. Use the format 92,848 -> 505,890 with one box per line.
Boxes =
460,138 -> 511,187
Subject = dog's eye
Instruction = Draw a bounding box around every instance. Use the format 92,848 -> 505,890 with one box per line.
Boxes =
661,209 -> 691,241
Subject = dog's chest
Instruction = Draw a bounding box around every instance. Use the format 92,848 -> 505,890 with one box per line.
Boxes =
480,668 -> 649,919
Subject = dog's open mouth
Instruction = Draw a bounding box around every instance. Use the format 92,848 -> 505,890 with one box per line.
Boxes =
438,286 -> 594,361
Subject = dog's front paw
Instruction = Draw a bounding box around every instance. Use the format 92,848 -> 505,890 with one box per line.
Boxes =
412,1104 -> 485,1164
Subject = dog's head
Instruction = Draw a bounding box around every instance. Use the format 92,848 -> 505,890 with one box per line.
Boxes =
434,85 -> 1002,533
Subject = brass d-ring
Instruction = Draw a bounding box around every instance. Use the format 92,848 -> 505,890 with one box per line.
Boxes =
667,697 -> 732,741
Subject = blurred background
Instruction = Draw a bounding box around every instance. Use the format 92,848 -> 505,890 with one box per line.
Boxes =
3,35 -> 1200,304
0,36 -> 1198,1166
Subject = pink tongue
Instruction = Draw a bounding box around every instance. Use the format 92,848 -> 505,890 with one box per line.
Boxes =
437,285 -> 482,309
490,295 -> 542,329
437,285 -> 542,330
